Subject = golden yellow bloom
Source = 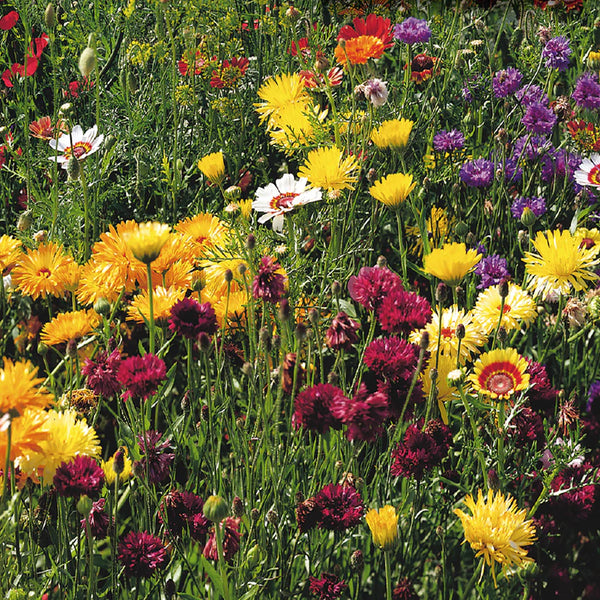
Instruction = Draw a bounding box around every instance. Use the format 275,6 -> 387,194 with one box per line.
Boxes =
77,260 -> 126,306
421,354 -> 459,424
410,305 -> 486,364
254,73 -> 309,123
298,146 -> 359,191
176,213 -> 230,260
472,283 -> 538,336
268,102 -> 326,154
468,348 -> 530,401
365,505 -> 399,551
150,232 -> 196,276
0,234 -> 22,275
369,173 -> 416,208
423,242 -> 482,287
238,198 -> 253,220
127,285 -> 186,324
523,229 -> 600,298
40,309 -> 100,346
201,257 -> 248,298
574,227 -> 600,249
197,151 -> 226,185
122,221 -> 171,265
20,409 -> 101,480
371,119 -> 414,149
202,288 -> 248,329
12,241 -> 75,300
102,447 -> 133,485
0,359 -> 53,416
454,489 -> 536,587
1,409 -> 49,464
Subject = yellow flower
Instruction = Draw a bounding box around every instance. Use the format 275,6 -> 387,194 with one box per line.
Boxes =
468,348 -> 530,401
102,448 -> 133,485
365,505 -> 399,551
0,359 -> 53,416
1,409 -> 49,465
421,354 -> 459,424
197,151 -> 226,185
122,221 -> 171,265
201,257 -> 248,298
298,146 -> 359,191
454,489 -> 536,587
202,288 -> 249,329
369,173 -> 416,208
12,241 -> 75,300
128,285 -> 186,324
407,206 -> 453,257
410,305 -> 486,364
371,119 -> 414,149
423,242 -> 482,287
254,73 -> 309,124
472,283 -> 538,336
0,234 -> 22,275
176,213 -> 230,260
523,229 -> 600,298
267,102 -> 326,154
40,309 -> 100,346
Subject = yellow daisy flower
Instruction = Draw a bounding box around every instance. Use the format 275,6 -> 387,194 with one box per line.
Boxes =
298,146 -> 359,191
0,234 -> 22,275
0,359 -> 53,416
468,348 -> 530,400
371,118 -> 414,149
523,229 -> 600,298
122,221 -> 171,265
454,489 -> 536,587
197,151 -> 226,185
365,505 -> 399,551
369,173 -> 416,209
254,72 -> 309,123
421,354 -> 459,424
40,309 -> 100,346
127,285 -> 186,324
176,213 -> 230,260
472,283 -> 538,336
423,242 -> 482,287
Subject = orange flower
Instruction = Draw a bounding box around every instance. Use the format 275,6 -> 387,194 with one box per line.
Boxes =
335,13 -> 393,66
335,36 -> 385,65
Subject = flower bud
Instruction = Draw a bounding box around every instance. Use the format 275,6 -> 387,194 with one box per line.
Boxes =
66,157 -> 81,180
456,323 -> 465,340
93,297 -> 111,317
77,495 -> 93,516
377,255 -> 387,269
203,495 -> 229,522
33,230 -> 48,243
45,3 -> 57,28
79,47 -> 97,78
17,210 -> 33,232
232,496 -> 245,518
455,221 -> 469,238
224,185 -> 242,201
246,233 -> 256,250
113,448 -> 125,475
350,549 -> 364,573
278,298 -> 290,322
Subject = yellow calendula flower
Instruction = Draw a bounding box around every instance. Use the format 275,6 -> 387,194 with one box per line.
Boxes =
122,222 -> 171,265
1,408 -> 49,464
369,173 -> 416,209
0,234 -> 22,275
197,151 -> 226,185
421,354 -> 459,424
468,348 -> 530,401
0,359 -> 53,416
127,285 -> 186,324
40,309 -> 100,346
176,213 -> 230,260
454,489 -> 536,587
298,146 -> 359,192
523,229 -> 600,298
365,505 -> 399,551
370,118 -> 414,149
423,242 -> 482,287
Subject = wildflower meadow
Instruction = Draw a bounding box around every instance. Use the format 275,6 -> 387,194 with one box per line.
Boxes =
2,0 -> 600,598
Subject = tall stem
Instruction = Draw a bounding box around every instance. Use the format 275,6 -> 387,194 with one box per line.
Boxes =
146,263 -> 155,354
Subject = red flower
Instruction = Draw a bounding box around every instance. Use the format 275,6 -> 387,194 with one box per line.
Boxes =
1,33 -> 47,87
0,10 -> 19,31
82,348 -> 122,398
337,13 -> 395,50
364,337 -> 420,382
159,489 -> 210,542
168,298 -> 217,339
63,77 -> 94,99
203,517 -> 241,561
135,430 -> 174,485
53,455 -> 105,498
309,572 -> 348,599
377,288 -> 432,335
348,264 -> 403,311
178,49 -> 208,76
408,53 -> 439,84
293,383 -> 345,434
325,311 -> 360,351
314,483 -> 364,531
290,37 -> 311,57
118,353 -> 167,402
209,57 -> 249,89
252,256 -> 286,303
118,531 -> 168,578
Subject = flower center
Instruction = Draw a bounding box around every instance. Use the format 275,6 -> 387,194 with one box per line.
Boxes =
579,237 -> 595,250
38,267 -> 51,278
588,164 -> 600,186
440,327 -> 455,338
498,304 -> 512,314
486,372 -> 514,395
65,141 -> 93,159
270,192 -> 298,211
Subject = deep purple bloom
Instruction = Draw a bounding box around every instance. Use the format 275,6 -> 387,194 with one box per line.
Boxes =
314,483 -> 364,531
377,288 -> 432,335
159,490 -> 210,542
135,431 -> 175,485
82,349 -> 122,398
572,72 -> 600,111
325,311 -> 360,351
492,67 -> 522,98
526,358 -> 559,415
515,84 -> 549,107
292,383 -> 345,434
432,129 -> 465,153
511,196 -> 547,219
81,498 -> 112,539
474,254 -> 511,289
587,381 -> 600,414
522,101 -> 557,134
118,353 -> 167,402
252,255 -> 286,303
309,572 -> 348,599
332,384 -> 389,442
118,531 -> 168,578
54,455 -> 105,498
459,158 -> 494,188
508,407 -> 545,448
512,134 -> 553,162
168,298 -> 217,339
393,17 -> 431,45
542,36 -> 571,72
363,337 -> 420,382
348,265 -> 403,311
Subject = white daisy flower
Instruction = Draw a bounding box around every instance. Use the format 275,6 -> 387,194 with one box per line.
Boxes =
253,173 -> 322,233
49,124 -> 104,169
574,153 -> 600,188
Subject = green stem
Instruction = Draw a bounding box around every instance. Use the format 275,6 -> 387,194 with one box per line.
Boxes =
146,262 -> 155,354
384,552 -> 393,600
215,521 -> 232,600
395,210 -> 408,285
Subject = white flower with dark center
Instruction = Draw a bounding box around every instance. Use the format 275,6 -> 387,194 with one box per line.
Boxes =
253,174 -> 322,233
574,153 -> 600,188
49,124 -> 104,169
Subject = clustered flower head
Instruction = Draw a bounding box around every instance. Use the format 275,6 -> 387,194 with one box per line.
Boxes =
252,256 -> 286,303
492,67 -> 522,98
459,158 -> 495,188
168,298 -> 218,340
393,17 -> 431,45
117,353 -> 167,402
433,129 -> 465,153
118,530 -> 168,578
542,36 -> 571,72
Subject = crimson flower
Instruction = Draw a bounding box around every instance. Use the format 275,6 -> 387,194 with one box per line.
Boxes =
203,517 -> 241,561
348,265 -> 403,311
337,13 -> 395,50
0,10 -> 19,31
118,531 -> 168,578
117,353 -> 167,402
309,572 -> 348,599
53,455 -> 105,498
2,34 -> 48,88
209,57 -> 249,89
314,483 -> 364,531
292,383 -> 345,434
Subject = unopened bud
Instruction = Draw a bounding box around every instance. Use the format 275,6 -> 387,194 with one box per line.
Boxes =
520,206 -> 537,228
113,448 -> 125,475
496,326 -> 508,344
232,496 -> 245,517
278,298 -> 290,322
295,321 -> 307,342
93,297 -> 111,317
499,279 -> 509,299
456,323 -> 466,340
420,331 -> 430,351
224,269 -> 233,283
435,282 -> 448,304
250,508 -> 260,522
45,3 -> 56,28
246,234 -> 256,250
455,221 -> 469,238
332,280 -> 341,297
327,371 -> 339,385
77,495 -> 93,516
224,185 -> 241,201
198,331 -> 211,352
79,46 -> 97,78
376,255 -> 387,269
350,549 -> 364,573
17,210 -> 33,232
204,495 -> 229,522
308,308 -> 319,326
286,5 -> 301,21
66,157 -> 81,180
267,509 -> 279,525
164,579 -> 176,600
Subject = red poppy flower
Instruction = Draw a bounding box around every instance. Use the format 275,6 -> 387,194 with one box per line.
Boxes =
0,10 -> 19,31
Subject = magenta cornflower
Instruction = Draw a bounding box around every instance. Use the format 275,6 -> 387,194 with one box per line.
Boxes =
292,383 -> 345,434
135,431 -> 175,485
363,337 -> 420,382
377,288 -> 432,335
332,384 -> 389,442
169,298 -> 217,339
252,256 -> 286,303
325,311 -> 360,351
54,455 -> 105,498
81,498 -> 112,539
118,353 -> 167,402
118,531 -> 168,578
348,265 -> 403,311
314,483 -> 364,531
82,349 -> 122,398
309,572 -> 348,599
203,517 -> 241,561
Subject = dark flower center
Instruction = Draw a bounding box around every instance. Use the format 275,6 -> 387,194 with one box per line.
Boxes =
486,372 -> 514,395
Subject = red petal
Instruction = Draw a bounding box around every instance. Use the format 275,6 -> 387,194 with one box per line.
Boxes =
0,10 -> 19,31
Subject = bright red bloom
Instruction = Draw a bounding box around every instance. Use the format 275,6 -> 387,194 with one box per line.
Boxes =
0,10 -> 19,31
314,483 -> 364,531
1,33 -> 47,87
118,353 -> 167,402
364,337 -> 420,382
348,265 -> 403,311
293,383 -> 345,434
178,49 -> 208,76
337,13 -> 394,50
118,531 -> 168,578
290,37 -> 311,57
209,56 -> 249,89
567,119 -> 600,152
63,77 -> 94,99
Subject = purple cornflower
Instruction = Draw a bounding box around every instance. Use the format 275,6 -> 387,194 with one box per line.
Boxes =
511,196 -> 547,219
459,158 -> 494,188
542,36 -> 572,72
393,18 -> 431,45
512,135 -> 553,162
492,67 -> 522,98
474,255 -> 511,289
522,102 -> 557,135
432,129 -> 465,153
572,73 -> 600,111
515,84 -> 549,107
